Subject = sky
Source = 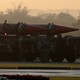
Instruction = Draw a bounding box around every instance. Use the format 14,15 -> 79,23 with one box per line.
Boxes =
0,0 -> 80,11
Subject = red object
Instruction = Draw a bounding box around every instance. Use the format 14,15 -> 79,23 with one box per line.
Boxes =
0,23 -> 78,35
24,24 -> 48,34
0,23 -> 48,34
32,23 -> 78,34
51,24 -> 78,34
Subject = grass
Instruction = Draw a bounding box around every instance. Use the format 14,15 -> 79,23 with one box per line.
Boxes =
50,76 -> 80,80
0,62 -> 80,69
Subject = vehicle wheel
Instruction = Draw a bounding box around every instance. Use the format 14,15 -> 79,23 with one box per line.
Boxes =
25,45 -> 37,62
66,46 -> 77,63
51,53 -> 64,62
66,56 -> 76,63
26,55 -> 36,62
39,49 -> 50,62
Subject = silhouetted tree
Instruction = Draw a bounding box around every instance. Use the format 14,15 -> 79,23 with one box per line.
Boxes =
0,5 -> 77,26
0,11 -> 4,23
4,4 -> 29,23
71,19 -> 80,36
56,12 -> 76,26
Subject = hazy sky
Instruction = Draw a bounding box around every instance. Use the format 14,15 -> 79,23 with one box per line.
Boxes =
0,0 -> 80,11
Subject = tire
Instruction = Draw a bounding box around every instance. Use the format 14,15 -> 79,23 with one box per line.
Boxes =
39,49 -> 50,63
66,45 -> 77,63
66,56 -> 76,63
25,45 -> 37,62
51,53 -> 64,62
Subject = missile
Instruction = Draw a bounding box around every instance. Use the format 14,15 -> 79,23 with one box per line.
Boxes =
0,22 -> 48,35
24,23 -> 48,34
32,23 -> 78,34
0,21 -> 78,35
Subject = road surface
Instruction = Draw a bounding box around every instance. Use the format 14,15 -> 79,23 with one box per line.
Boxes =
0,69 -> 80,77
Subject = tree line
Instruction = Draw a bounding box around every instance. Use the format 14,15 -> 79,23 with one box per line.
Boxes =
0,5 -> 78,25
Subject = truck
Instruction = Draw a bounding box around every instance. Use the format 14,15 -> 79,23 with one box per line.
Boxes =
0,21 -> 79,63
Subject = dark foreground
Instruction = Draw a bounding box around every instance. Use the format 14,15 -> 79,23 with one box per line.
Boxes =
0,75 -> 49,80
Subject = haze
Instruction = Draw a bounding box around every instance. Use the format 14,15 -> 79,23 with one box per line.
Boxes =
0,0 -> 80,11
